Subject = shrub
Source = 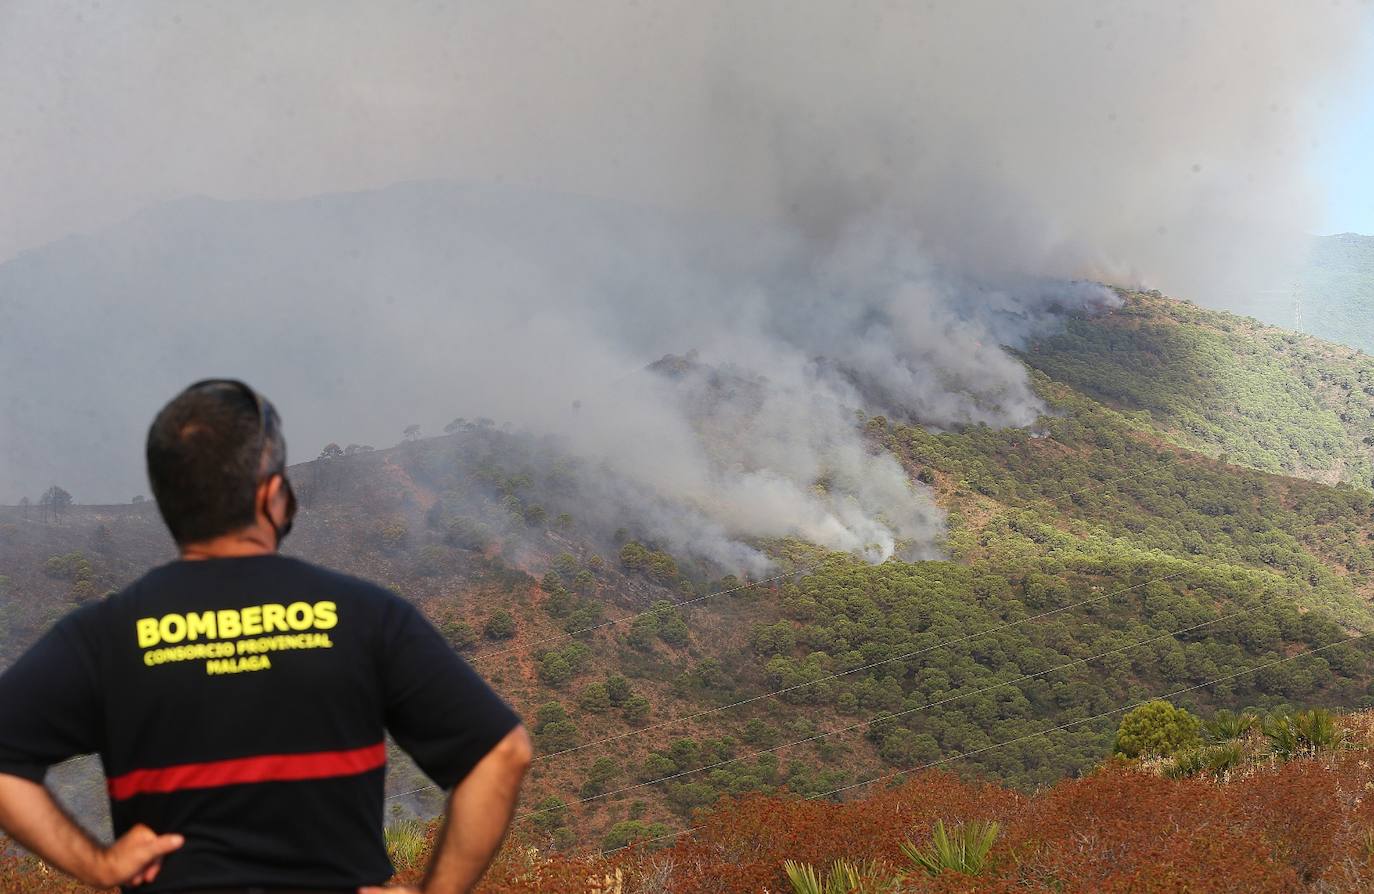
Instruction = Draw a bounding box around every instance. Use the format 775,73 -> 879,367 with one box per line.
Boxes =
605,675 -> 632,705
580,757 -> 619,799
1164,742 -> 1244,780
1163,749 -> 1205,780
562,601 -> 602,634
414,544 -> 448,576
1204,709 -> 1258,743
602,819 -> 671,852
651,600 -> 689,646
528,796 -> 568,834
483,610 -> 517,640
782,859 -> 889,894
1293,709 -> 1344,751
1265,708 -> 1345,760
627,613 -> 659,650
439,620 -> 477,651
1113,700 -> 1201,758
743,718 -> 779,747
375,519 -> 408,551
68,579 -> 99,603
537,652 -> 573,687
899,819 -> 999,877
43,552 -> 92,582
622,694 -> 652,725
444,517 -> 489,550
384,818 -> 430,871
537,720 -> 579,753
1205,742 -> 1245,777
578,682 -> 612,713
620,541 -> 650,570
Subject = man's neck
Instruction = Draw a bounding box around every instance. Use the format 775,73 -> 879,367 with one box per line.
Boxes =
179,529 -> 278,561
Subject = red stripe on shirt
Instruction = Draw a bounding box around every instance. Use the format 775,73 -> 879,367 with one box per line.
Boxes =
106,742 -> 387,801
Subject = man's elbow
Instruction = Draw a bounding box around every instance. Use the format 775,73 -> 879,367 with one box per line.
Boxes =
494,725 -> 533,776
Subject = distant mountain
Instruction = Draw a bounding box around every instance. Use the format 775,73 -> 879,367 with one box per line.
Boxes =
0,181 -> 745,505
1296,233 -> 1374,354
7,290 -> 1374,854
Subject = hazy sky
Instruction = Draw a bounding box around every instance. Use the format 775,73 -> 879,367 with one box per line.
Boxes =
2,1 -> 1372,266
1313,48 -> 1374,235
3,0 -> 1374,543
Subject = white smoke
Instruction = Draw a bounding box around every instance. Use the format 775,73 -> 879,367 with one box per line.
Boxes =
0,1 -> 1368,569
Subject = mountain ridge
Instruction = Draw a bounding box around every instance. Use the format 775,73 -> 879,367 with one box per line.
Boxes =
4,288 -> 1374,862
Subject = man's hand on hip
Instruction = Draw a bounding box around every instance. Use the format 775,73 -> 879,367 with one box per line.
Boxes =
0,773 -> 183,888
95,823 -> 185,887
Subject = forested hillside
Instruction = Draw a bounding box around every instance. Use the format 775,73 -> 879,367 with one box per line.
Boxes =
4,289 -> 1374,865
1023,290 -> 1374,485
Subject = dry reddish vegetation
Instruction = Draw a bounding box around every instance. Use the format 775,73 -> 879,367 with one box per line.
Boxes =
465,755 -> 1374,893
11,713 -> 1374,894
8,751 -> 1374,892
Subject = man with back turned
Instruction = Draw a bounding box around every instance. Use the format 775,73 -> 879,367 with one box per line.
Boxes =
0,379 -> 531,893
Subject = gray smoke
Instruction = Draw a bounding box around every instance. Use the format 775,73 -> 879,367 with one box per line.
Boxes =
0,1 -> 1368,567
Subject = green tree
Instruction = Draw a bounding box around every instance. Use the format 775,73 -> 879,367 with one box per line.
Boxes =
652,600 -> 689,645
605,675 -> 632,705
1113,700 -> 1201,758
483,611 -> 516,640
619,541 -> 649,570
440,620 -> 477,651
627,613 -> 659,650
601,820 -> 669,852
578,682 -> 611,713
580,757 -> 619,799
538,651 -> 573,687
622,694 -> 651,725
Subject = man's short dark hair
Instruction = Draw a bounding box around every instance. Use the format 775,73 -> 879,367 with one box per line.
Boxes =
146,381 -> 287,545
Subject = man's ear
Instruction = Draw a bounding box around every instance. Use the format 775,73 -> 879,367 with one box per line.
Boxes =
256,475 -> 281,522
263,474 -> 287,521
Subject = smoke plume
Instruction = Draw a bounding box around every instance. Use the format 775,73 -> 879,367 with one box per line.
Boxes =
0,1 -> 1367,568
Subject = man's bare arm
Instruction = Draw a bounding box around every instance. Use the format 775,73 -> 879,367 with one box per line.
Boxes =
0,772 -> 183,888
362,724 -> 533,894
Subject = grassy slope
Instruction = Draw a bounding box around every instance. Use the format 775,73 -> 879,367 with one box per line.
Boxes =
1022,290 -> 1374,486
4,290 -> 1374,856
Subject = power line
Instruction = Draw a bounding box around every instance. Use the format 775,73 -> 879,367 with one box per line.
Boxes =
386,460 -> 1212,806
512,603 -> 1239,821
592,630 -> 1368,859
373,462 -> 1285,805
384,567 -> 1186,806
39,464 -> 1201,808
822,631 -> 1366,800
535,571 -> 1186,762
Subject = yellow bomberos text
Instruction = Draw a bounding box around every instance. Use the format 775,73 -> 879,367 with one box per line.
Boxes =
136,601 -> 338,649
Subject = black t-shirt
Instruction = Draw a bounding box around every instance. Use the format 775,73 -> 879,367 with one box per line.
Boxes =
0,554 -> 520,890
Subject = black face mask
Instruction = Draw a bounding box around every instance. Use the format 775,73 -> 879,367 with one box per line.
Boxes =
266,473 -> 297,547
